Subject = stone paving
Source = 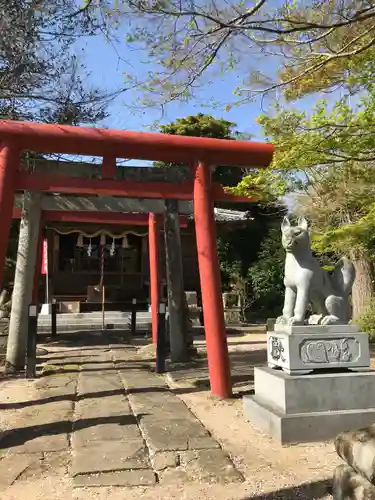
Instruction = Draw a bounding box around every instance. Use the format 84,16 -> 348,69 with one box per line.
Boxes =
0,332 -> 243,489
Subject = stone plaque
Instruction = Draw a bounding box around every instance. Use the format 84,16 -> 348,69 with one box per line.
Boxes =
300,338 -> 360,365
267,325 -> 370,375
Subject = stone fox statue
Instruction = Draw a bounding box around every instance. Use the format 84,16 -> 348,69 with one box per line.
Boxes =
276,216 -> 356,326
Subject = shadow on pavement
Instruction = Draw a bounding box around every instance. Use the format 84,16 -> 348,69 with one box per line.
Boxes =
0,413 -> 147,449
166,348 -> 266,395
0,383 -> 206,411
243,478 -> 332,499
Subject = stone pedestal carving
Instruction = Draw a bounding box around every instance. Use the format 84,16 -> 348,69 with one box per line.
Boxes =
267,324 -> 370,375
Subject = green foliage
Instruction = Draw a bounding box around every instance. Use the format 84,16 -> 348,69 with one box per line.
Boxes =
258,92 -> 375,169
216,236 -> 242,290
159,114 -> 235,139
277,6 -> 375,101
357,299 -> 375,342
234,92 -> 375,259
246,227 -> 285,318
216,221 -> 264,289
156,113 -> 249,187
231,169 -> 288,204
310,202 -> 375,258
216,220 -> 286,320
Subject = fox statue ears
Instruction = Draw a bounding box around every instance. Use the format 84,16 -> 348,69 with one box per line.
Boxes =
281,216 -> 308,231
298,217 -> 308,230
281,217 -> 291,231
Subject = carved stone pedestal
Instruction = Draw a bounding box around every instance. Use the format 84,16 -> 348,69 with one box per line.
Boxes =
185,292 -> 201,327
243,367 -> 375,444
222,292 -> 242,326
267,324 -> 370,375
243,324 -> 374,444
224,308 -> 242,325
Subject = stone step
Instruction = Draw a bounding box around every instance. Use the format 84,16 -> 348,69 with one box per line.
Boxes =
38,312 -> 152,325
37,319 -> 151,333
37,322 -> 151,329
38,311 -> 142,320
38,311 -> 151,321
36,311 -> 154,333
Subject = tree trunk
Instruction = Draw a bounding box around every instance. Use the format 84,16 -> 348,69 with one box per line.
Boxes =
6,191 -> 41,371
164,199 -> 189,362
350,252 -> 375,320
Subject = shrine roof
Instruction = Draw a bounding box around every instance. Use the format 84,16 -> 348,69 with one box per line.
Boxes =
213,208 -> 252,222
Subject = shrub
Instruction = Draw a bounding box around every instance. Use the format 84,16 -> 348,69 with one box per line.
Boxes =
357,299 -> 375,342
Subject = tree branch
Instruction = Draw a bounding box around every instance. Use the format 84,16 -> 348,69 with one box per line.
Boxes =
65,0 -> 94,19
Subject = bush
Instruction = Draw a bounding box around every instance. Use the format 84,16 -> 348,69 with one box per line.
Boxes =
246,227 -> 285,320
357,299 -> 375,342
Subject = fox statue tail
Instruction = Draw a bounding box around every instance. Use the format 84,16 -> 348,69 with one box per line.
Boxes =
331,257 -> 356,297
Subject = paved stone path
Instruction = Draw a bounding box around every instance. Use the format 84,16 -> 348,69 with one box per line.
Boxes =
0,333 -> 243,489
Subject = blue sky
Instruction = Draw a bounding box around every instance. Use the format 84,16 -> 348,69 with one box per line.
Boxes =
74,30 -> 319,142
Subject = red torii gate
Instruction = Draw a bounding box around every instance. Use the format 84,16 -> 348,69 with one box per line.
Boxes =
0,120 -> 273,398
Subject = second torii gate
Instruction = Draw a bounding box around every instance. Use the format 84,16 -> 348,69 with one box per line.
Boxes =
12,206 -> 188,344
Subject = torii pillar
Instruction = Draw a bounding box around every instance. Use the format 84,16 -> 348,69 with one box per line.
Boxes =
32,224 -> 44,303
194,161 -> 232,398
148,213 -> 160,344
0,144 -> 18,289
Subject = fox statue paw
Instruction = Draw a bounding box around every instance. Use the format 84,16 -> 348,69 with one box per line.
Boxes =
287,317 -> 304,326
321,315 -> 341,326
308,314 -> 324,325
275,316 -> 304,326
275,316 -> 288,325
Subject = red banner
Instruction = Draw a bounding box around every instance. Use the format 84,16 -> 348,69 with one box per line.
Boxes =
41,239 -> 48,275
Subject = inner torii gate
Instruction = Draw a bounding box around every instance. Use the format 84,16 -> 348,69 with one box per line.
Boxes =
0,120 -> 273,398
12,206 -> 188,342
